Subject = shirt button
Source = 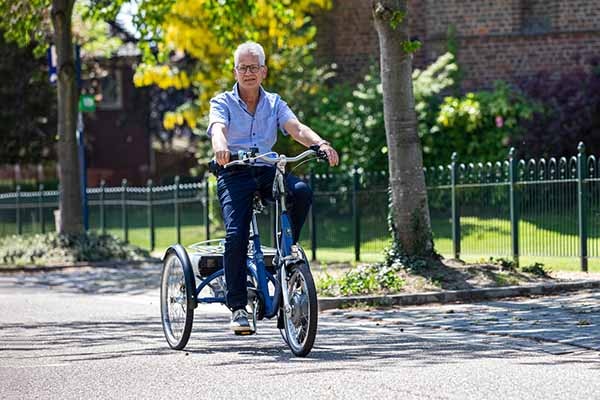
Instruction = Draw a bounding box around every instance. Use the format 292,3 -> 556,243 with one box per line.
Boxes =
252,133 -> 256,136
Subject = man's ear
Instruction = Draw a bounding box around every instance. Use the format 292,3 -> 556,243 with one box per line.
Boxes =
262,65 -> 268,79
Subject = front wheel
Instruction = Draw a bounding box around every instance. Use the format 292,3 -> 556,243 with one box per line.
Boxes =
160,251 -> 195,350
281,262 -> 318,357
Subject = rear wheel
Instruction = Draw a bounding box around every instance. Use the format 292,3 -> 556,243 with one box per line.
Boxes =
282,262 -> 318,357
160,252 -> 195,349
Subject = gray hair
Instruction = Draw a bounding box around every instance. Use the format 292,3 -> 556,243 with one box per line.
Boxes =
234,42 -> 266,66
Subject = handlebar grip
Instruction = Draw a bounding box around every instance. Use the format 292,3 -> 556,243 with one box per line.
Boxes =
309,144 -> 329,162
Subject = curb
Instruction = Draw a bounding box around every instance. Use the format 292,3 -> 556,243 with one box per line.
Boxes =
318,280 -> 600,310
0,259 -> 161,273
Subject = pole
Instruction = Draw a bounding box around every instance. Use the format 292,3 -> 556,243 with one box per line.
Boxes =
509,148 -> 519,268
174,176 -> 181,244
352,165 -> 360,262
451,152 -> 461,259
75,44 -> 88,231
577,142 -> 588,272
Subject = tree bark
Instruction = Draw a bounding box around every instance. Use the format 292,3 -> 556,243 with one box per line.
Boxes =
372,0 -> 433,255
51,0 -> 83,234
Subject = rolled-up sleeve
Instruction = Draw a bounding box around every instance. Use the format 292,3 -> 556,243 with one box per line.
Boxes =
276,97 -> 296,136
206,96 -> 230,138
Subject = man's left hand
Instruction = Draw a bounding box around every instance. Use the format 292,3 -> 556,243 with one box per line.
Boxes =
320,143 -> 339,167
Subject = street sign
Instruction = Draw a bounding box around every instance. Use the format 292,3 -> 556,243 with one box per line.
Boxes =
79,94 -> 96,112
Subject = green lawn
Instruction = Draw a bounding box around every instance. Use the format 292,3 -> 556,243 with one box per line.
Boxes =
2,207 -> 600,272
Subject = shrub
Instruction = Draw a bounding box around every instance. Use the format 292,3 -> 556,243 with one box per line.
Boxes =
0,232 -> 151,266
304,52 -> 540,171
316,262 -> 405,296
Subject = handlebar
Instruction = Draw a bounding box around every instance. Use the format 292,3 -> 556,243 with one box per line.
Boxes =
208,145 -> 328,175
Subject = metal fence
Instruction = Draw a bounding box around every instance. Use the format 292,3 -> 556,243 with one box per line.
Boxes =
0,142 -> 598,268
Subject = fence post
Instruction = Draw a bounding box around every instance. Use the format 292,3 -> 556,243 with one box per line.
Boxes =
352,165 -> 360,262
309,170 -> 317,261
204,174 -> 210,241
38,184 -> 45,234
100,180 -> 106,235
451,152 -> 460,259
15,185 -> 21,235
174,176 -> 181,244
509,148 -> 519,267
577,142 -> 588,272
147,179 -> 155,251
121,179 -> 128,243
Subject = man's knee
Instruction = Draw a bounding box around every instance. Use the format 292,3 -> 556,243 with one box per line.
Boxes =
292,181 -> 313,205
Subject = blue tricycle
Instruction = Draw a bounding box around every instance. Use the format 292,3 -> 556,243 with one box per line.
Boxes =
160,148 -> 327,357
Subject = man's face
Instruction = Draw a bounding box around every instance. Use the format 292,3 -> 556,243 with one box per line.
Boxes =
234,52 -> 267,91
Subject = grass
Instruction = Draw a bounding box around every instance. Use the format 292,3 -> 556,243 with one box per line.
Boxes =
3,207 -> 600,272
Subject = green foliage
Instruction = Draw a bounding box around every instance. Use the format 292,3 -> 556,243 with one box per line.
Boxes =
402,40 -> 421,54
0,33 -> 57,164
306,52 -> 541,171
317,262 -> 405,296
0,0 -> 51,57
431,81 -> 540,163
0,232 -> 151,266
521,262 -> 550,277
303,63 -> 388,173
389,10 -> 405,29
488,257 -> 517,272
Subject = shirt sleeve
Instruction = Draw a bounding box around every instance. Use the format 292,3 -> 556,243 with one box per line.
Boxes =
276,97 -> 297,136
206,96 -> 230,138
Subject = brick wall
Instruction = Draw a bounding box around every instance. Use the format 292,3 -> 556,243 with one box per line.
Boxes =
315,0 -> 600,89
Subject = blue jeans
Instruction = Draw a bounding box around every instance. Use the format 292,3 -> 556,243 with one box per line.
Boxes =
216,166 -> 312,311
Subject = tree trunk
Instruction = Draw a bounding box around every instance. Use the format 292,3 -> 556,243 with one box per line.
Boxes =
51,0 -> 83,234
372,0 -> 433,255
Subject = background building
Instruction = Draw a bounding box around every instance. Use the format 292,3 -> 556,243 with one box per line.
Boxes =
316,0 -> 600,89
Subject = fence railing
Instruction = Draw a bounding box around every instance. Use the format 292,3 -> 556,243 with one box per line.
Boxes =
0,142 -> 597,269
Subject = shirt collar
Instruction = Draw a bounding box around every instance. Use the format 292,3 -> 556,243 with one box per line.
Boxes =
232,83 -> 265,110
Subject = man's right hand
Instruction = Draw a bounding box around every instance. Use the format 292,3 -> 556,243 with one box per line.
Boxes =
215,149 -> 231,166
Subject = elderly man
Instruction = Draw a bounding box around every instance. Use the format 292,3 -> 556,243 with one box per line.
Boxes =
207,41 -> 339,333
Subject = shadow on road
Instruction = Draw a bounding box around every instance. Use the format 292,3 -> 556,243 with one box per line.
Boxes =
1,266 -> 599,370
0,263 -> 162,295
2,310 -> 598,371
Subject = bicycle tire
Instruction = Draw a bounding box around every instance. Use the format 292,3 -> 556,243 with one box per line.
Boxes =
282,262 -> 318,357
160,251 -> 195,350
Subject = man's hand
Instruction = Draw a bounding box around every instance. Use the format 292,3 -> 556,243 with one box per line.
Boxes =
319,143 -> 339,167
214,149 -> 231,166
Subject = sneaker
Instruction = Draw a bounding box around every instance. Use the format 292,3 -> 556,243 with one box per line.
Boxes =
230,309 -> 252,333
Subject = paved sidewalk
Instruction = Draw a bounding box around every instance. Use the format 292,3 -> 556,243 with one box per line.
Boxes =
324,289 -> 600,354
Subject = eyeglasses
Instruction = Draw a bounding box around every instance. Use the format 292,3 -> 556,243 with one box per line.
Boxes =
235,64 -> 262,74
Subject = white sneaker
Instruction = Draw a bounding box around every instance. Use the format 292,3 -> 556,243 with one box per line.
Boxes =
230,309 -> 252,333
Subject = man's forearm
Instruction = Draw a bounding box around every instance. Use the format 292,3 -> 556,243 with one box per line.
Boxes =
293,123 -> 328,147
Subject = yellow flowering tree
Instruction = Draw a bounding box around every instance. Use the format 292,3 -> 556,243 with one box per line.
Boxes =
132,0 -> 331,132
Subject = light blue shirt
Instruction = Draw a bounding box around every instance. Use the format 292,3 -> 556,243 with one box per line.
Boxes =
206,84 -> 297,157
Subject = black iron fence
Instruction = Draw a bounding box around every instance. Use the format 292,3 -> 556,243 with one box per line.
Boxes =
1,142 -> 599,268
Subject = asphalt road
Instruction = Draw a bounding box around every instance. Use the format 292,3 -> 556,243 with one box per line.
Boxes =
1,264 -> 599,400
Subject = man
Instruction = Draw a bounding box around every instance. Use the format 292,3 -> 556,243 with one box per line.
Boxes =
207,41 -> 339,333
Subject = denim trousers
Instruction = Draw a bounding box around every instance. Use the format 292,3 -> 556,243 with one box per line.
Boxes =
216,166 -> 312,310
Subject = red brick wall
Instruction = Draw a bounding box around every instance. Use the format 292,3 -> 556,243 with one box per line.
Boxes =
316,0 -> 600,89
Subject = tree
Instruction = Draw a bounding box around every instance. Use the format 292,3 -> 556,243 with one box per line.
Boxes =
371,1 -> 433,256
0,0 -> 83,233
